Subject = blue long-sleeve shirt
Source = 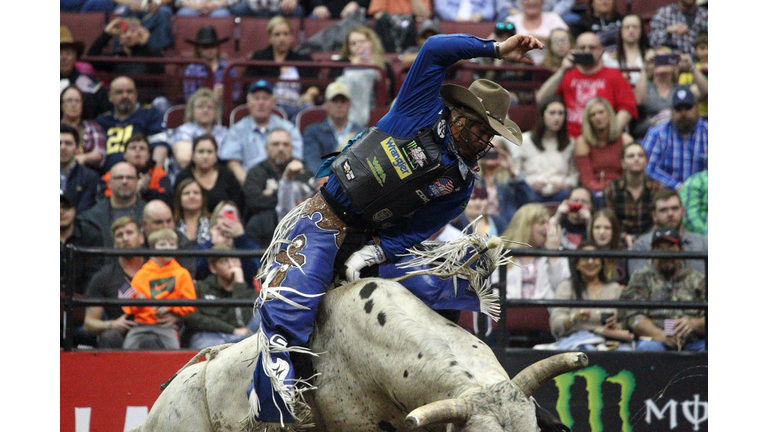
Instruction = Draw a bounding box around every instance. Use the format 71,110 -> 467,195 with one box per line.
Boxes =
323,34 -> 497,260
642,118 -> 708,190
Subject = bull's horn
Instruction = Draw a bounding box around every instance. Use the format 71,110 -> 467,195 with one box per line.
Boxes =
405,399 -> 470,430
511,352 -> 588,398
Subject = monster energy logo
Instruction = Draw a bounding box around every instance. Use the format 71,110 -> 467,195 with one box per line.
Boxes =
554,366 -> 635,432
367,157 -> 386,186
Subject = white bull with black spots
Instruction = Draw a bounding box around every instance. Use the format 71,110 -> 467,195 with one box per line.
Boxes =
129,278 -> 587,432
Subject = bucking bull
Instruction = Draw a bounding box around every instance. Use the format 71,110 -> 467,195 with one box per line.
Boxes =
129,233 -> 588,432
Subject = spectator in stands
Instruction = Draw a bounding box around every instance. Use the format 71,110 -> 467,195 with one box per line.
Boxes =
95,76 -> 169,174
478,139 -> 517,226
83,217 -> 145,348
173,178 -> 212,245
602,142 -> 665,249
471,22 -> 529,103
367,0 -> 431,21
176,0 -> 232,17
61,195 -> 104,296
620,227 -> 706,351
434,0 -> 495,23
219,80 -> 304,185
101,133 -> 173,207
642,86 -> 707,191
301,82 -> 364,174
195,200 -> 262,283
536,32 -> 637,138
550,186 -> 593,250
649,0 -> 708,55
61,86 -> 106,170
570,0 -> 623,48
243,128 -> 315,247
183,244 -> 261,349
169,88 -> 229,182
60,26 -> 111,118
175,134 -> 245,214
633,47 -> 707,140
601,14 -> 648,86
309,0 -> 367,19
679,32 -> 708,118
549,240 -> 622,349
574,97 -> 633,202
509,96 -> 577,212
330,26 -> 396,126
142,199 -> 198,276
122,228 -> 197,350
497,0 -> 578,24
495,203 -> 568,300
61,124 -> 101,213
244,17 -> 319,121
398,19 -> 443,71
82,0 -> 174,51
628,189 -> 707,276
679,169 -> 707,236
503,0 -> 569,65
182,26 -> 240,105
86,17 -> 165,75
228,0 -> 304,17
588,208 -> 626,284
541,28 -> 574,71
78,162 -> 146,247
451,186 -> 506,237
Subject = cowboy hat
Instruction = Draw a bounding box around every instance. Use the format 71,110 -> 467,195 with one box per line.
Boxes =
60,26 -> 86,59
185,26 -> 230,46
440,79 -> 522,146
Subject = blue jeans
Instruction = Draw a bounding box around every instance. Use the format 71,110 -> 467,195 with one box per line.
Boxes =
510,180 -> 572,209
188,315 -> 261,350
228,2 -> 304,17
635,339 -> 706,352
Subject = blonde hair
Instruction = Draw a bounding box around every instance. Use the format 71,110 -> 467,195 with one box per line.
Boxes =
147,228 -> 178,248
542,28 -> 573,70
185,87 -> 222,123
342,26 -> 388,71
581,97 -> 622,146
211,200 -> 240,222
501,203 -> 551,247
267,16 -> 294,35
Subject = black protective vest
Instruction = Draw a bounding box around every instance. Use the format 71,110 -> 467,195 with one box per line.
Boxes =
330,126 -> 467,229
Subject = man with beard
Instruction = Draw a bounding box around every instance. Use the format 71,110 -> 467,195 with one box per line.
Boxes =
642,86 -> 708,191
82,217 -> 145,349
95,76 -> 169,174
620,227 -> 706,351
243,128 -> 315,246
78,162 -> 146,247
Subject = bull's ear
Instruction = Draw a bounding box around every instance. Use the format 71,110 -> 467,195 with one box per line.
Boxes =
405,399 -> 470,430
511,352 -> 588,398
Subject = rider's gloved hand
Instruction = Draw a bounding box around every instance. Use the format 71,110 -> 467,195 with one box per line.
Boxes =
344,244 -> 386,282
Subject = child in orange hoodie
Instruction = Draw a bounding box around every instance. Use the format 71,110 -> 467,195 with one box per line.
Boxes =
122,228 -> 196,349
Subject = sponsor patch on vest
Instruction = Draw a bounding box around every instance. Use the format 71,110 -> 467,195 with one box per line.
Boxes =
372,208 -> 393,222
437,119 -> 447,139
380,136 -> 412,179
415,189 -> 430,203
366,156 -> 387,186
343,160 -> 355,180
427,177 -> 455,198
404,141 -> 428,170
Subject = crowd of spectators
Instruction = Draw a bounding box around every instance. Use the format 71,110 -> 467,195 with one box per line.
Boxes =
61,0 -> 708,351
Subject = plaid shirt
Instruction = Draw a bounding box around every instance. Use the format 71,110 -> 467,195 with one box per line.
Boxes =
68,120 -> 106,166
603,175 -> 665,237
679,169 -> 707,235
642,118 -> 708,191
183,59 -> 241,102
227,0 -> 280,11
649,3 -> 708,54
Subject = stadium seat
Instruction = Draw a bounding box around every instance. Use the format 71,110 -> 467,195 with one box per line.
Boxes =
238,17 -> 301,57
295,106 -> 327,134
438,21 -> 495,38
229,104 -> 287,125
60,12 -> 107,50
508,105 -> 538,133
172,16 -> 237,59
164,104 -> 187,130
302,18 -> 339,40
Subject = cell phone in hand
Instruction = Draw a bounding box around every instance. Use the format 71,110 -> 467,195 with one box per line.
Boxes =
568,203 -> 583,213
118,20 -> 128,32
223,209 -> 237,222
572,53 -> 596,65
654,54 -> 680,66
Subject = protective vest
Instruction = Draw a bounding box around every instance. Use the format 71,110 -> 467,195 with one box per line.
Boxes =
330,126 -> 467,229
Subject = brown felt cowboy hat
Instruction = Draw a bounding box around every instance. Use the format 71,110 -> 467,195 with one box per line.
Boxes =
60,25 -> 86,59
440,79 -> 523,146
185,26 -> 230,46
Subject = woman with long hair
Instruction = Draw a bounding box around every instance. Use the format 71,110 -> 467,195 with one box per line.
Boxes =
548,240 -> 623,349
541,28 -> 574,71
571,0 -> 623,48
510,96 -> 578,210
173,178 -> 212,245
505,0 -> 569,65
602,142 -> 665,249
174,134 -> 244,214
479,139 -> 517,225
574,97 -> 633,201
451,185 -> 506,237
587,208 -> 626,284
60,85 -> 106,170
602,14 -> 648,86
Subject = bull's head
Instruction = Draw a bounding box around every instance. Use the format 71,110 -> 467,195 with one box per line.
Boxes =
404,352 -> 587,432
